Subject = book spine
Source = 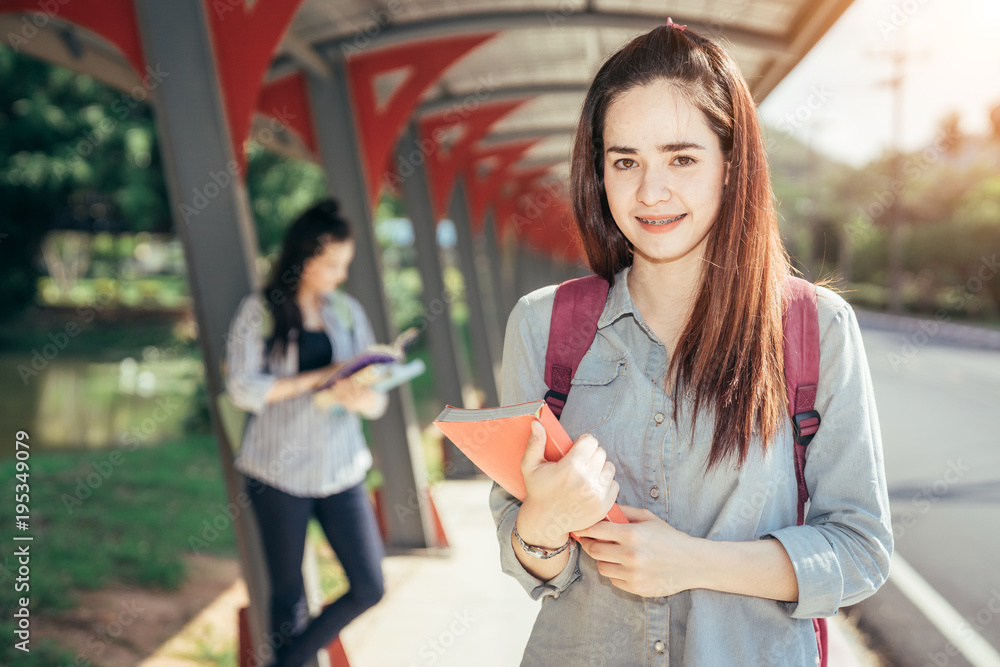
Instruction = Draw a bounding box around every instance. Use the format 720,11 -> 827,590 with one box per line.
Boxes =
538,407 -> 574,461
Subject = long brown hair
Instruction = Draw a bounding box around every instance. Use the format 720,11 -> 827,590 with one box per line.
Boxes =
262,198 -> 352,358
571,25 -> 795,471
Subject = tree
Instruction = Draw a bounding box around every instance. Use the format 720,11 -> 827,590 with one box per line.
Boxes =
0,45 -> 169,321
244,141 -> 327,258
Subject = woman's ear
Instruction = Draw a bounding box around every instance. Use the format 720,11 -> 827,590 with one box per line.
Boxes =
724,161 -> 731,187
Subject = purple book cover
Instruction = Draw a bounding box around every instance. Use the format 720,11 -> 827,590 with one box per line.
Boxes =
313,327 -> 418,392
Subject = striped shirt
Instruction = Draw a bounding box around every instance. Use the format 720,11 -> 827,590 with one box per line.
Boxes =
224,290 -> 387,497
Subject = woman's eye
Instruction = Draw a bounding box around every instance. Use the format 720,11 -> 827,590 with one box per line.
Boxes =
613,158 -> 637,170
674,155 -> 696,166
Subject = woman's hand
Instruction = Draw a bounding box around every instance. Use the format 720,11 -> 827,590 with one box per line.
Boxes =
264,362 -> 345,404
315,377 -> 381,413
312,362 -> 346,390
575,505 -> 702,598
517,420 -> 620,549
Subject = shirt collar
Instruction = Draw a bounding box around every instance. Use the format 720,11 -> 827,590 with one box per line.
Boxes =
597,264 -> 636,329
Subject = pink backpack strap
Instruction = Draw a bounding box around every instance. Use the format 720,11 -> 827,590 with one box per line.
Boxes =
782,274 -> 827,667
782,275 -> 822,523
544,274 -> 610,418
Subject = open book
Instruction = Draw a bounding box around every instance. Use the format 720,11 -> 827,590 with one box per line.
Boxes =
434,400 -> 629,532
314,327 -> 419,392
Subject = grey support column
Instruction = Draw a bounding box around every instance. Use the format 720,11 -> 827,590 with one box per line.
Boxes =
449,176 -> 500,408
307,65 -> 438,550
396,123 -> 477,477
133,0 -> 270,659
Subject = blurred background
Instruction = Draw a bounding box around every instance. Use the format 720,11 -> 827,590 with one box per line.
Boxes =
1,0 -> 998,665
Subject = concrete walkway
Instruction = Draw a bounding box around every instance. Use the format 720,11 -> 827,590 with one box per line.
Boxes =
339,478 -> 876,666
340,480 -> 537,666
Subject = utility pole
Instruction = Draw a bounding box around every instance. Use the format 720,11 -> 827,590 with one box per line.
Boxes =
803,117 -> 830,283
870,43 -> 927,315
886,49 -> 905,315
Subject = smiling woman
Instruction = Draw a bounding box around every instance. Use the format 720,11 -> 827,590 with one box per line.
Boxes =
491,20 -> 893,667
602,80 -> 730,293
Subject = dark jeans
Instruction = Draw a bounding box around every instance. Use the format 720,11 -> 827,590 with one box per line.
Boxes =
246,476 -> 385,667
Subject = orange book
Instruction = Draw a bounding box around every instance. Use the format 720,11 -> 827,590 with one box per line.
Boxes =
433,400 -> 629,531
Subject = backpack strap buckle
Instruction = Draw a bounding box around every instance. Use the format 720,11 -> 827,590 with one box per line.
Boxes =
792,409 -> 821,446
543,389 -> 568,418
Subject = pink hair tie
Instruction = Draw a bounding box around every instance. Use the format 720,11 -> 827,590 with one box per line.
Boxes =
666,16 -> 687,31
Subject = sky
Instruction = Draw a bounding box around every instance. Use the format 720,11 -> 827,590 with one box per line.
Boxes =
757,0 -> 1000,167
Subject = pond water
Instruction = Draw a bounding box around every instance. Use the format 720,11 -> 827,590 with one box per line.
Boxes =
1,348 -> 204,455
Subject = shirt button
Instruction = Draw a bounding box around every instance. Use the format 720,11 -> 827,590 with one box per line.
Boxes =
650,486 -> 660,500
654,640 -> 666,653
654,412 -> 665,424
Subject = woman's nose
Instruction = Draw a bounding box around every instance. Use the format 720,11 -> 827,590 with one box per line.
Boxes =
636,166 -> 673,207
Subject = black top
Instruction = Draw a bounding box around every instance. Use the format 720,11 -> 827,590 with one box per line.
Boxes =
298,329 -> 333,372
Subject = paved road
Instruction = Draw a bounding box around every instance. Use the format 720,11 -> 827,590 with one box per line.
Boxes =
850,322 -> 1000,667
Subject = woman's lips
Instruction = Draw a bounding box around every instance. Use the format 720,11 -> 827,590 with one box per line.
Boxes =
637,213 -> 686,225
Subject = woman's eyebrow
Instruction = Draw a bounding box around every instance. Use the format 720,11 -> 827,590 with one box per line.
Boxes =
606,142 -> 707,154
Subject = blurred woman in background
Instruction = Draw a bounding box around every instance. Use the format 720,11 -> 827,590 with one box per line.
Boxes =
225,198 -> 386,667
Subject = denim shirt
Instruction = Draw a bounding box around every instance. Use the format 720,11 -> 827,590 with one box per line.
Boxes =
224,290 -> 387,498
489,265 -> 893,666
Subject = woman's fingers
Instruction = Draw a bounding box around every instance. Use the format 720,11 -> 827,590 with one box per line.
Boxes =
521,420 -> 548,470
588,444 -> 607,475
599,461 -> 616,487
616,504 -> 658,522
602,480 -> 620,514
575,517 -> 621,542
567,433 -> 599,463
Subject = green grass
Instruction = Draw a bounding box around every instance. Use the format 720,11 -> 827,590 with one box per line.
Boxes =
0,434 -> 235,665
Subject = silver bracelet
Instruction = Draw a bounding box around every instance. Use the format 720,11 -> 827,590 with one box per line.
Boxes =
514,522 -> 571,559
